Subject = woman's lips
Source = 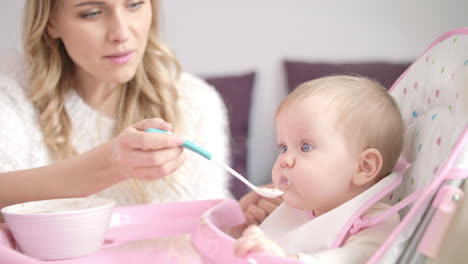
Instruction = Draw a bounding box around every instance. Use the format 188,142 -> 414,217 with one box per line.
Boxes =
104,51 -> 134,64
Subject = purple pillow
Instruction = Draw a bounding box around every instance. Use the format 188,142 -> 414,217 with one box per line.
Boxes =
284,60 -> 411,92
203,72 -> 255,199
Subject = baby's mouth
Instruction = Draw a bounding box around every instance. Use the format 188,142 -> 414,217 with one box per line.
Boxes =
279,176 -> 291,190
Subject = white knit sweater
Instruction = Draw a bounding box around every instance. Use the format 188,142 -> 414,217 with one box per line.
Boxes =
0,73 -> 232,206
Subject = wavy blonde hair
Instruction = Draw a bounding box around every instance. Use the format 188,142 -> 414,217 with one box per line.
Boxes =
23,0 -> 181,160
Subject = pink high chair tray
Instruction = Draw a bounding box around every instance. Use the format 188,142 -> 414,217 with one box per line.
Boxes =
0,199 -> 300,264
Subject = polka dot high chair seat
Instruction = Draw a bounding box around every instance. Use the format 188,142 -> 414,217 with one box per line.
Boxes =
366,28 -> 468,263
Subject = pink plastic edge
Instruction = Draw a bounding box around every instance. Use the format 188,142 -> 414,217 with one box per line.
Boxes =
191,197 -> 302,264
367,125 -> 468,263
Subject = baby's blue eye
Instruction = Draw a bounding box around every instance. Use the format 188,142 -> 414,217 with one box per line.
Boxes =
301,143 -> 312,152
279,145 -> 288,153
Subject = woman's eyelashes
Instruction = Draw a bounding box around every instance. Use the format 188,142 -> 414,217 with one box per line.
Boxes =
79,1 -> 145,19
80,9 -> 102,19
128,1 -> 145,10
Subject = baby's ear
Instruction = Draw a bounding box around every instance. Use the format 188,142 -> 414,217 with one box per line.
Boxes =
353,148 -> 383,186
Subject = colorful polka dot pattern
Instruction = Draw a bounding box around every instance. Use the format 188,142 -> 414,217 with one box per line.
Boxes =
382,33 -> 467,207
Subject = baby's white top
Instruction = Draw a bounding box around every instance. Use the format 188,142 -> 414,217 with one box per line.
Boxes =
0,72 -> 232,205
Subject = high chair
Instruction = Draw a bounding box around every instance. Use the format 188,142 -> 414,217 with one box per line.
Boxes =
368,27 -> 468,263
0,28 -> 466,264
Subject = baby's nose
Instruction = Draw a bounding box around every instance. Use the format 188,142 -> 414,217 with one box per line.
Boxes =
280,153 -> 295,168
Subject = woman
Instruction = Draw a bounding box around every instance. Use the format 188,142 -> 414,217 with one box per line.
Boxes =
0,0 -> 232,212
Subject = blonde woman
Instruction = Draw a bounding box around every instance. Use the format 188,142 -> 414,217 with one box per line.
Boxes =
0,0 -> 232,214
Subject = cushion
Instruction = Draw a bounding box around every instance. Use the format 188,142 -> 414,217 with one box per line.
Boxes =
203,72 -> 255,199
284,60 -> 411,91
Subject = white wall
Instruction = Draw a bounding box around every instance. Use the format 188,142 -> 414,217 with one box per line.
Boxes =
2,1 -> 467,185
159,0 -> 468,185
0,1 -> 24,72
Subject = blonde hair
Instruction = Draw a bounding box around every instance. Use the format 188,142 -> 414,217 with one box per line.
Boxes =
23,0 -> 181,160
278,75 -> 404,177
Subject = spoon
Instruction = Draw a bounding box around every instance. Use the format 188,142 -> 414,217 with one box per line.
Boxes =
145,128 -> 284,198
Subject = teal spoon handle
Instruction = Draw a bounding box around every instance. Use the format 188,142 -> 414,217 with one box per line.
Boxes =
145,128 -> 283,198
145,128 -> 212,160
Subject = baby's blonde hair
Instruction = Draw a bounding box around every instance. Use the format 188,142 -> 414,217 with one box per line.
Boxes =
278,75 -> 404,177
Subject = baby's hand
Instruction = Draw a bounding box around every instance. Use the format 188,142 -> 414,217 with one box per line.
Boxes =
240,183 -> 283,226
234,226 -> 286,257
228,184 -> 283,238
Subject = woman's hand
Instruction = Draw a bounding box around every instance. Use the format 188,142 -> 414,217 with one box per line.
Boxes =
112,118 -> 186,181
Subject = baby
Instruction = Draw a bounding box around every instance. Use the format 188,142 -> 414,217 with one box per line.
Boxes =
234,75 -> 404,263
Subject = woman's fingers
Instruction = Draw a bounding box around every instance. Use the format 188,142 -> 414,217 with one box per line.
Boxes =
113,118 -> 189,181
120,118 -> 184,150
120,127 -> 184,150
129,152 -> 186,180
133,118 -> 172,132
117,146 -> 184,167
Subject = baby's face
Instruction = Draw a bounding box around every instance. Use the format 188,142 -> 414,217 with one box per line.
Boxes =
272,96 -> 359,215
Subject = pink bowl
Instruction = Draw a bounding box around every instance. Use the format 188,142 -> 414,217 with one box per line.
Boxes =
1,197 -> 115,260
